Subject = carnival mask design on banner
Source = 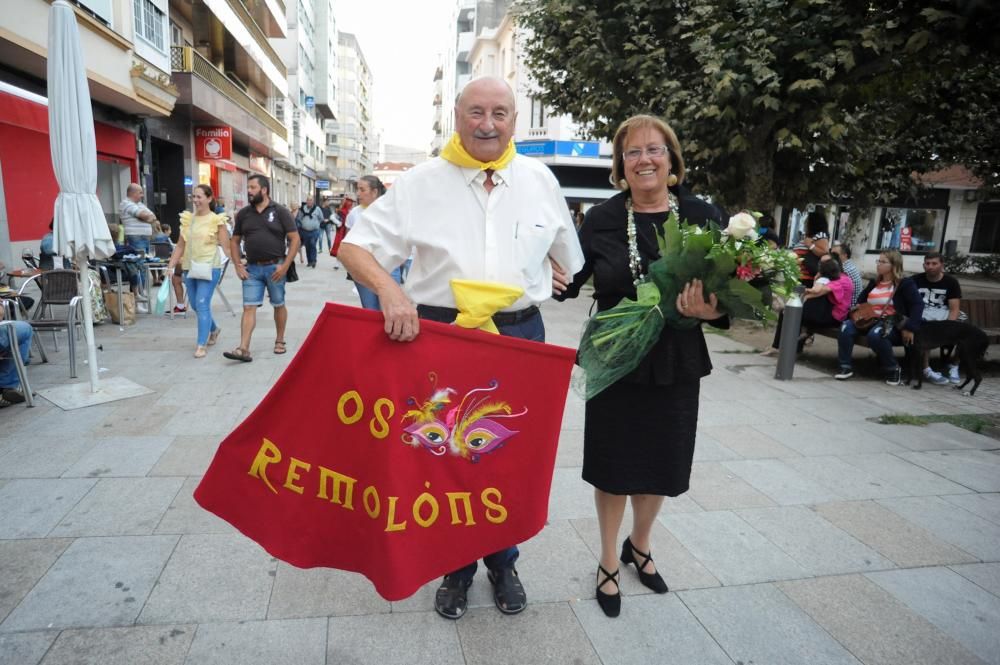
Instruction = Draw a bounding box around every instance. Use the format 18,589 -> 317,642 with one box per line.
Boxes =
402,373 -> 526,462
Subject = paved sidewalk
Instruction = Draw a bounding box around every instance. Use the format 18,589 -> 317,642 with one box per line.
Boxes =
2,251 -> 999,665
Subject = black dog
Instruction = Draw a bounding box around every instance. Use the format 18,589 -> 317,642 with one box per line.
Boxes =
908,321 -> 989,396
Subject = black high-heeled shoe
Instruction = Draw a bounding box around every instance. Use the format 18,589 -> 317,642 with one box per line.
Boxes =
620,536 -> 669,594
596,564 -> 621,617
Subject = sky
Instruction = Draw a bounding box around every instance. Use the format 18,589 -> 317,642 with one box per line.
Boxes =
336,0 -> 454,157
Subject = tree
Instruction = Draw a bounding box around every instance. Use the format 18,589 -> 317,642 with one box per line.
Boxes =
517,0 -> 1000,212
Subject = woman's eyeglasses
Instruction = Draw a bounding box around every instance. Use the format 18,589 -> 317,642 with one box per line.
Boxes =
623,145 -> 668,162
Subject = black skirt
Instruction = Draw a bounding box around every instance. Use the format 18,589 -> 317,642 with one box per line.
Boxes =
582,379 -> 700,496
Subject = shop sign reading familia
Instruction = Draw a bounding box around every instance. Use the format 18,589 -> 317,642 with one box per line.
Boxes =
195,126 -> 233,161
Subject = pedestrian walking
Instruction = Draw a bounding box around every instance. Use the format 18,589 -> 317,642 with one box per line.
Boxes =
340,76 -> 584,620
223,175 -> 300,362
344,176 -> 390,310
166,184 -> 231,358
296,195 -> 324,268
318,198 -> 335,253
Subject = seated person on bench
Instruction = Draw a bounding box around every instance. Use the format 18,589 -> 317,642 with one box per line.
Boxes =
762,255 -> 853,356
912,251 -> 963,385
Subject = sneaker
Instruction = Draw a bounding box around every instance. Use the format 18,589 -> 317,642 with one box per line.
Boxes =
885,367 -> 902,386
172,305 -> 187,313
923,368 -> 949,386
136,303 -> 149,314
834,368 -> 854,380
948,364 -> 961,384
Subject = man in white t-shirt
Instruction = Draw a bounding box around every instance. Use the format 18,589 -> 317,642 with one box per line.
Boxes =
340,76 -> 584,621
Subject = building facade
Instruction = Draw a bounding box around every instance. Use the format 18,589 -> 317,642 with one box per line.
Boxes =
326,30 -> 372,197
0,0 -> 180,261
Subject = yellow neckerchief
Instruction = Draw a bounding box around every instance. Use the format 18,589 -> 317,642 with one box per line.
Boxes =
439,132 -> 516,171
450,279 -> 524,334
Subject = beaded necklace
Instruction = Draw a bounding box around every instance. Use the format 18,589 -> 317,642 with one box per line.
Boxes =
626,191 -> 678,286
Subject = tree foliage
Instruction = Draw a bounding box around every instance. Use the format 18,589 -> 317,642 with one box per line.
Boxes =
517,0 -> 1000,211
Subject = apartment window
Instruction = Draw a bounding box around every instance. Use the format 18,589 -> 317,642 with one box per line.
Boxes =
970,202 -> 1000,253
530,97 -> 546,129
133,0 -> 166,52
170,20 -> 183,47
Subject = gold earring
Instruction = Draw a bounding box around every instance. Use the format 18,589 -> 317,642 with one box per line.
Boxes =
618,178 -> 629,190
667,174 -> 678,187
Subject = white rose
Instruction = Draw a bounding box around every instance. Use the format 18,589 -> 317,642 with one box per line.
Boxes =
726,212 -> 757,239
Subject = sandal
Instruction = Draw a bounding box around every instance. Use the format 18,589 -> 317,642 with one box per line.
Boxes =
207,328 -> 221,346
487,567 -> 527,615
0,388 -> 25,408
274,340 -> 287,355
222,347 -> 253,362
596,565 -> 621,618
194,346 -> 207,359
621,536 -> 669,594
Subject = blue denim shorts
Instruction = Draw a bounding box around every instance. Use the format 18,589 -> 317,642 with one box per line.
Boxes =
242,263 -> 286,307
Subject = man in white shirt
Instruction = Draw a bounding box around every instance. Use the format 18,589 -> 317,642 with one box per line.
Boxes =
340,76 -> 584,621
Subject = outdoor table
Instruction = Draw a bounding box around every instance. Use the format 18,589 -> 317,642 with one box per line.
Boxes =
6,268 -> 41,291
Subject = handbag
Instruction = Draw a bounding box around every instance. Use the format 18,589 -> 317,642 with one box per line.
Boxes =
285,261 -> 299,283
849,302 -> 881,331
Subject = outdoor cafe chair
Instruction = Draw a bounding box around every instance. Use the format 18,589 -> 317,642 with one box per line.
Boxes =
0,320 -> 34,407
19,269 -> 83,378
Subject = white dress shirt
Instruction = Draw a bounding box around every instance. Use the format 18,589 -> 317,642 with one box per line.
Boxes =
344,154 -> 584,311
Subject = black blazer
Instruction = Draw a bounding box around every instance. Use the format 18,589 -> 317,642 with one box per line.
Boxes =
556,188 -> 729,386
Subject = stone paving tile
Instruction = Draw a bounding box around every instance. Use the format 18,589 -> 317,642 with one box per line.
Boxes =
813,500 -> 978,568
837,453 -> 973,496
87,395 -> 175,437
457,602 -> 601,665
696,400 -> 771,427
854,422 -> 981,452
0,631 -> 58,665
737,505 -> 894,576
679,583 -> 862,665
0,538 -> 73,623
897,450 -> 1000,492
4,403 -> 117,438
160,405 -> 243,437
798,396 -> 892,423
572,516 -> 721,592
662,511 -> 807,585
950,563 -> 1000,598
0,535 -> 178,632
721,459 -> 842,505
783,455 -> 908,500
868,567 -> 1000,665
692,432 -> 742,462
515,519 -> 598,603
554,428 -> 583,468
148,436 -> 222,477
0,479 -> 97,539
925,423 -> 1000,449
572,594 -> 733,665
39,624 -> 196,665
546,466 -> 594,521
137,534 -> 277,625
753,422 -> 906,456
878,496 -> 1000,560
327,612 -> 463,665
941,493 -> 1000,525
154,382 -> 229,407
699,424 -> 801,459
0,435 -> 97,478
51,477 -> 184,537
267,564 -> 390,619
60,436 -> 174,478
183,618 -> 326,665
686,462 -> 777,511
153,477 -> 234,535
779,575 -> 987,665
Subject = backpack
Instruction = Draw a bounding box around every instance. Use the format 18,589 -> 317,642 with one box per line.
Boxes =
299,206 -> 321,231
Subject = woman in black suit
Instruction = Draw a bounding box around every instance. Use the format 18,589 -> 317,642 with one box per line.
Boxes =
557,115 -> 728,617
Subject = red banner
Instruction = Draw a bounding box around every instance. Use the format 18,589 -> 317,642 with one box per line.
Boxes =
194,303 -> 576,600
195,126 -> 232,161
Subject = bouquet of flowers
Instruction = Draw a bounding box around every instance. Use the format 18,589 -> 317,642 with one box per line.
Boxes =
577,211 -> 800,399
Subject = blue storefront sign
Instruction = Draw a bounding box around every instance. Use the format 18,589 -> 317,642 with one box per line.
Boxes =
316,180 -> 330,189
183,175 -> 193,186
305,96 -> 315,110
515,140 -> 601,157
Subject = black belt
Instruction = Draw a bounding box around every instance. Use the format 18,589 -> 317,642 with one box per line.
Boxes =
417,304 -> 539,326
248,258 -> 282,266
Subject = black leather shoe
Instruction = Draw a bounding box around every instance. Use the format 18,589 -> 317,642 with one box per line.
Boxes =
621,536 -> 669,594
487,566 -> 527,614
596,565 -> 621,618
434,575 -> 472,620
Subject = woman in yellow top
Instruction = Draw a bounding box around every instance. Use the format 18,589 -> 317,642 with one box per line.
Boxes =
167,184 -> 232,358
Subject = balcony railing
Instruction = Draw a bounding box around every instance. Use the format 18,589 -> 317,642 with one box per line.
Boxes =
172,46 -> 287,140
224,0 -> 287,77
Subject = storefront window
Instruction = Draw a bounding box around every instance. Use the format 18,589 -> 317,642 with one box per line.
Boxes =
970,202 -> 1000,253
874,207 -> 945,253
